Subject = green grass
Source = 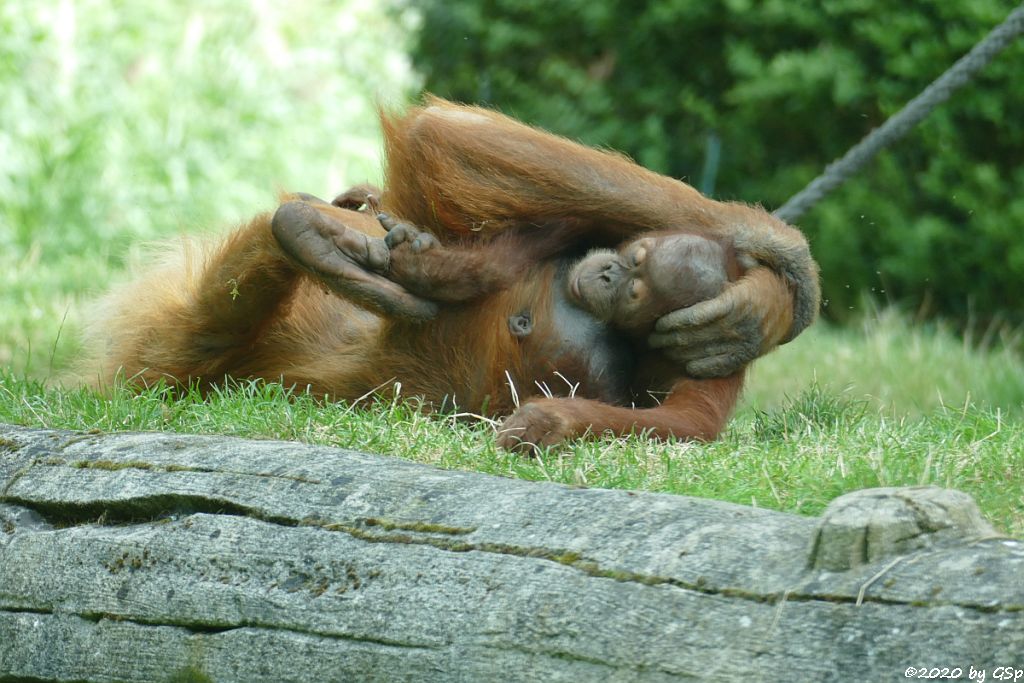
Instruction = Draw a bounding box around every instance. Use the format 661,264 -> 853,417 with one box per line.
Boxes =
1,1 -> 1022,538
744,306 -> 1024,415
1,358 -> 1022,537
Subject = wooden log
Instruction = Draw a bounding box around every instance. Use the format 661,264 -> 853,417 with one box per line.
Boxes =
1,423 -> 1021,682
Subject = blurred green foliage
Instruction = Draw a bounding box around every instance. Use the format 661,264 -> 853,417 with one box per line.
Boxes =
0,0 -> 416,372
409,0 -> 1024,325
0,0 -> 416,260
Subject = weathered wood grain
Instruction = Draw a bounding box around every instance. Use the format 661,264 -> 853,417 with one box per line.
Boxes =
1,424 -> 1021,682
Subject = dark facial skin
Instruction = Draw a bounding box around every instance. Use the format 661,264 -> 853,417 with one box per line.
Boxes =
567,233 -> 731,335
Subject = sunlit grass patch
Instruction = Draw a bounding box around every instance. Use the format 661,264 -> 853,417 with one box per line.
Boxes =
744,308 -> 1024,415
2,371 -> 1021,536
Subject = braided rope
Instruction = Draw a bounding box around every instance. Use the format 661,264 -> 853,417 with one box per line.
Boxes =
773,3 -> 1024,224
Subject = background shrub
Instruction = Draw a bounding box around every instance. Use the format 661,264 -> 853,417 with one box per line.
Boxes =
409,0 -> 1024,325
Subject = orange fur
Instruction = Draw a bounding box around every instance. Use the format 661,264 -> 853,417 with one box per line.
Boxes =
81,98 -> 819,448
82,202 -> 567,414
381,97 -> 819,342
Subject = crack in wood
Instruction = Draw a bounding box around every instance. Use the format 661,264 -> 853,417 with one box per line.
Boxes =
38,456 -> 323,484
6,496 -> 1022,614
0,607 -> 443,651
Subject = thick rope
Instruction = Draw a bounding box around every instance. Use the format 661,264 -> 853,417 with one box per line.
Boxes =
773,3 -> 1024,224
